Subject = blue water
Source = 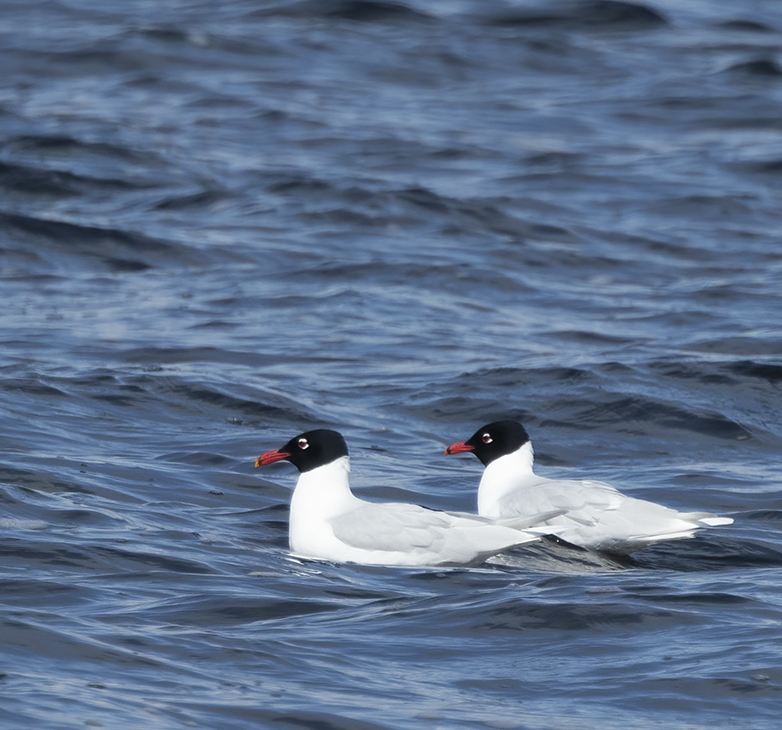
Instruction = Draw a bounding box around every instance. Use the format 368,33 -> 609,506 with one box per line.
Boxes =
2,0 -> 782,728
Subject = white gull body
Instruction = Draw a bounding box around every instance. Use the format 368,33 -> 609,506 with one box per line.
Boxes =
478,442 -> 732,554
446,420 -> 733,555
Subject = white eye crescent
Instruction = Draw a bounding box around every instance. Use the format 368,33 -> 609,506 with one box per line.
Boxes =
482,433 -> 493,444
298,438 -> 309,449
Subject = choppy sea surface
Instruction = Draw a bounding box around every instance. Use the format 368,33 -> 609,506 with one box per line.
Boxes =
2,0 -> 782,728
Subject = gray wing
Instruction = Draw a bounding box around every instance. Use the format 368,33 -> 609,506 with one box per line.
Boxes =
498,477 -> 624,526
330,502 -> 450,552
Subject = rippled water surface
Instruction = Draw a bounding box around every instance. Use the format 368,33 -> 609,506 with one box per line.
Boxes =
2,0 -> 782,728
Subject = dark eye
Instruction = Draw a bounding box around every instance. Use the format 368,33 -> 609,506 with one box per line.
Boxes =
482,433 -> 493,444
298,438 -> 309,449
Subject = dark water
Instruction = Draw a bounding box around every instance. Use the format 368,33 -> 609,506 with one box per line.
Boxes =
2,0 -> 782,727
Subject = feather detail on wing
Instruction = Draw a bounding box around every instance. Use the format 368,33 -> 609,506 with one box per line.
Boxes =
329,501 -> 540,565
496,478 -> 622,524
330,502 -> 447,552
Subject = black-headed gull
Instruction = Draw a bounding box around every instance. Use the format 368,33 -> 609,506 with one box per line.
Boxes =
445,420 -> 733,554
256,428 -> 553,567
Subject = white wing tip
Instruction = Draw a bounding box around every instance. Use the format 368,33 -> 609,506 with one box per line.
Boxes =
525,524 -> 571,538
698,516 -> 734,527
678,511 -> 734,528
512,533 -> 541,545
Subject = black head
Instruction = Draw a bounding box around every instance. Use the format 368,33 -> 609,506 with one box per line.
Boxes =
445,420 -> 530,467
256,429 -> 349,473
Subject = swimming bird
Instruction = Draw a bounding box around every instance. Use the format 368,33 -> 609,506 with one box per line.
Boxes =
445,420 -> 733,554
256,428 -> 553,567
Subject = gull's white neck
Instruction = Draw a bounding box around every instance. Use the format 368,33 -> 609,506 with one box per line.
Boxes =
477,442 -> 536,517
290,456 -> 358,520
288,456 -> 361,556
